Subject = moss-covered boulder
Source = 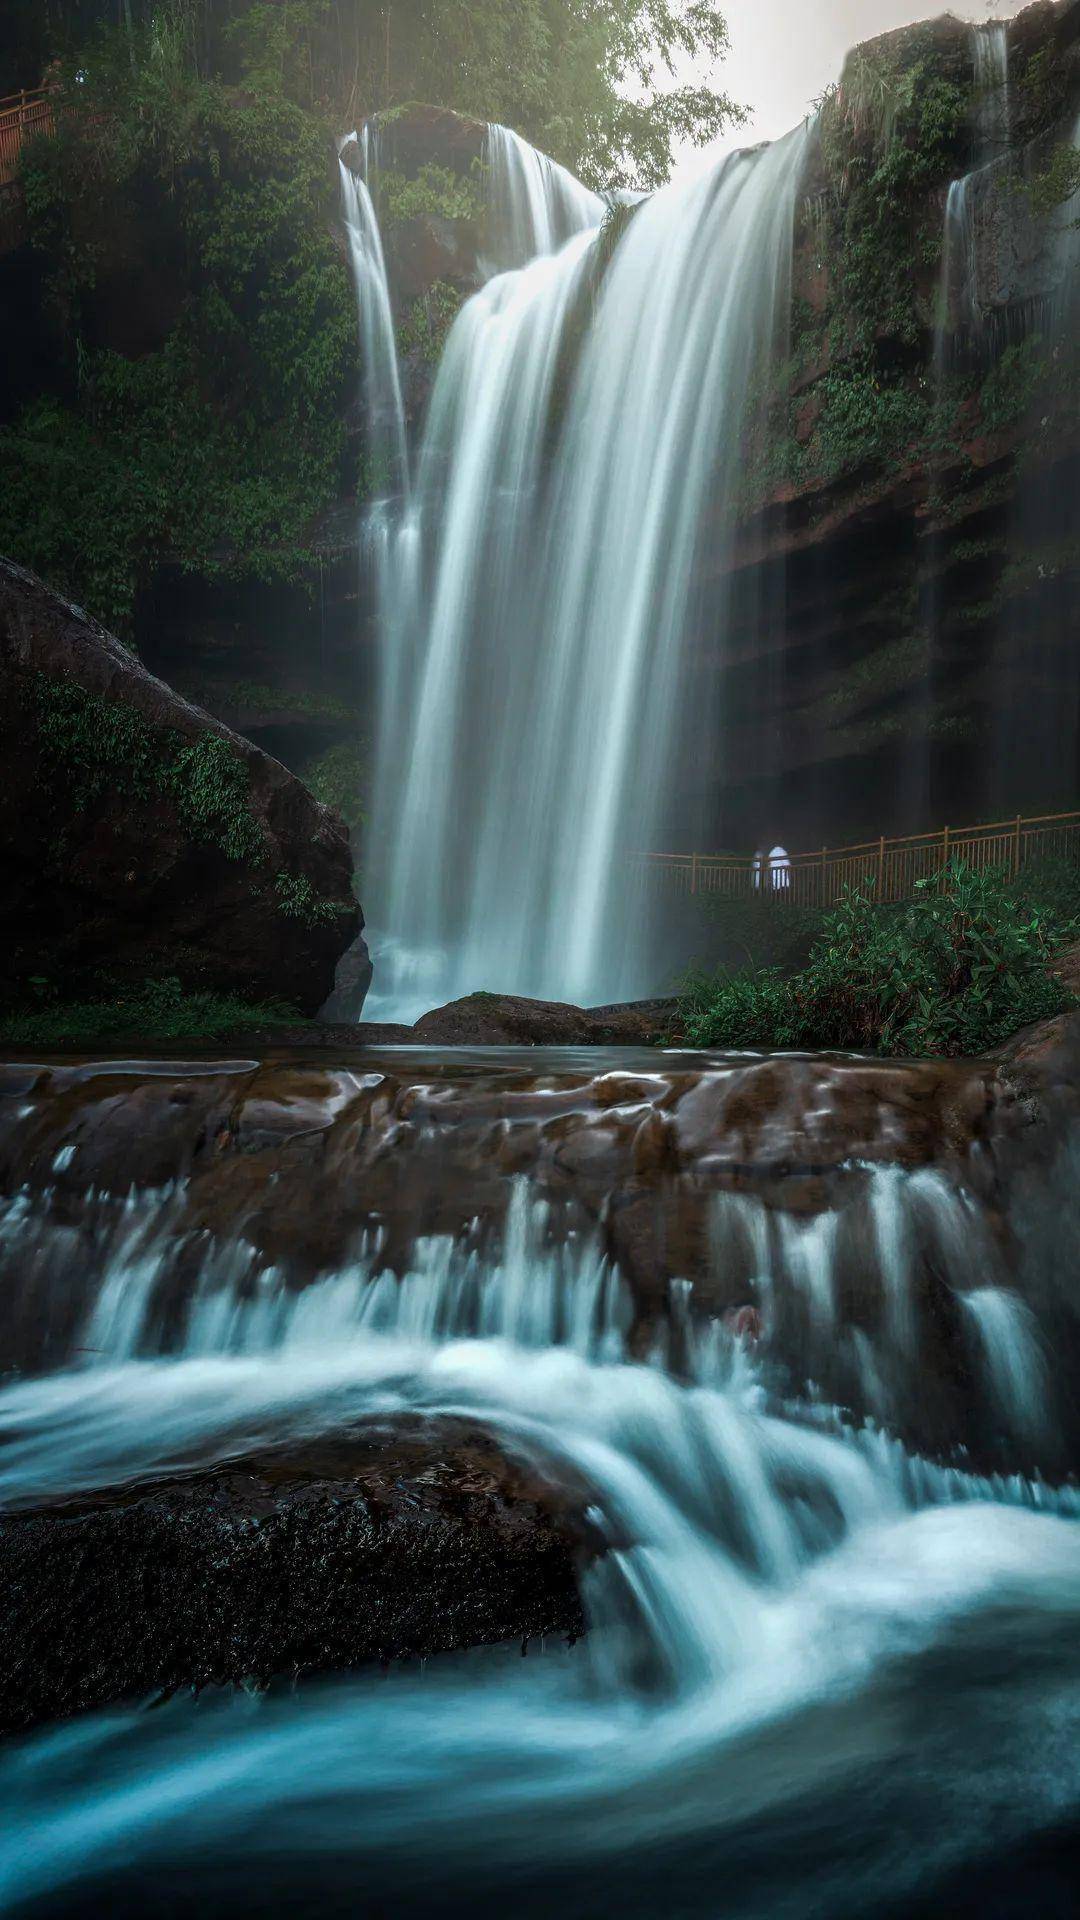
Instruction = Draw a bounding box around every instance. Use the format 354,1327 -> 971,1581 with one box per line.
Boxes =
0,557 -> 361,1015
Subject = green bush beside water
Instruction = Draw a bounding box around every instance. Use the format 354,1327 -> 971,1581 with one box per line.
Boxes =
678,861 -> 1078,1058
0,978 -> 299,1049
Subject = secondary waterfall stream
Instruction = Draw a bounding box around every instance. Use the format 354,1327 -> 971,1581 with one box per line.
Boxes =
361,125 -> 809,1019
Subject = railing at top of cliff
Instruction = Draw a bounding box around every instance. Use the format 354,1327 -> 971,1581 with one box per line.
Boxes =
634,809 -> 1080,907
0,87 -> 56,252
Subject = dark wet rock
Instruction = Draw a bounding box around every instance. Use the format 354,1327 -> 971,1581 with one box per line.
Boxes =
320,929 -> 375,1024
410,994 -> 677,1047
0,1422 -> 592,1736
5,1015 -> 1080,1477
0,557 -> 361,1013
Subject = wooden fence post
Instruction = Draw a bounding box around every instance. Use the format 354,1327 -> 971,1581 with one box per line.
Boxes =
1014,816 -> 1022,875
877,835 -> 885,897
690,852 -> 699,897
942,824 -> 950,874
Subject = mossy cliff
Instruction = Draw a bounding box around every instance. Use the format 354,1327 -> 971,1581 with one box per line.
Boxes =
700,0 -> 1080,849
0,558 -> 360,1015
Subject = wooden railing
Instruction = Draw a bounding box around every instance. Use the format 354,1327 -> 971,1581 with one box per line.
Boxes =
633,810 -> 1080,908
0,88 -> 54,186
0,88 -> 56,253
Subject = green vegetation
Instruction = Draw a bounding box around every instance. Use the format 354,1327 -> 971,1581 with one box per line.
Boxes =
396,281 -> 465,365
817,44 -> 967,350
0,0 -> 743,193
186,680 -> 359,724
0,15 -> 355,631
1020,139 -> 1080,221
379,163 -> 484,226
979,337 -> 1050,435
300,739 -> 369,832
678,861 -> 1077,1058
0,976 -> 299,1049
32,674 -> 265,863
814,362 -> 930,481
274,869 -> 353,927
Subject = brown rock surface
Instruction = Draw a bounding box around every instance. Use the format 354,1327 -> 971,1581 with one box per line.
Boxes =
0,557 -> 361,1013
4,1017 -> 1080,1477
0,1421 -> 591,1735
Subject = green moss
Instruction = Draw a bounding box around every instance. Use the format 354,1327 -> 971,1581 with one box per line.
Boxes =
32,674 -> 265,865
1019,139 -> 1080,219
378,162 -> 485,226
192,681 -> 359,724
300,740 -> 369,833
396,281 -> 465,364
0,977 -> 300,1048
979,338 -> 1050,435
274,870 -> 352,928
814,363 -> 931,480
818,46 -> 967,350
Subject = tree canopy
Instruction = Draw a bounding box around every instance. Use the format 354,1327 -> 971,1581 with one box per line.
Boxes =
2,0 -> 744,189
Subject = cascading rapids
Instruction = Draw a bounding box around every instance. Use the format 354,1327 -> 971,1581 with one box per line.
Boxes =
3,1163 -> 1080,1915
361,126 -> 810,1020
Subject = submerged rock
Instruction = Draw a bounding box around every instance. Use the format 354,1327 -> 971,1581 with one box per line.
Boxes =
0,1422 -> 590,1736
0,557 -> 361,1013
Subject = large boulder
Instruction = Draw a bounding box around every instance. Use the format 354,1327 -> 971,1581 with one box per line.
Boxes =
0,1423 -> 590,1735
0,557 -> 361,1014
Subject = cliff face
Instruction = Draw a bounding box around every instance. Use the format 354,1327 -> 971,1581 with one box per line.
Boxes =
693,0 -> 1080,850
0,558 -> 362,1013
10,11 -> 1073,865
322,8 -> 1080,859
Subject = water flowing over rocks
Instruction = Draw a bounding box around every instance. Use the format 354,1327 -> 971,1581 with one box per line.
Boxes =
4,1015 -> 1080,1478
0,558 -> 361,1013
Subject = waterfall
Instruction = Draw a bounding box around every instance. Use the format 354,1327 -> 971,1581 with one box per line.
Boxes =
935,25 -> 1010,369
4,1160 -> 1080,1914
366,127 -> 810,1019
339,129 -> 408,502
482,123 -> 607,272
960,1287 -> 1049,1444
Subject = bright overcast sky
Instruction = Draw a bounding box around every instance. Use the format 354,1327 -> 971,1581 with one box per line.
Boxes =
669,0 -> 1027,180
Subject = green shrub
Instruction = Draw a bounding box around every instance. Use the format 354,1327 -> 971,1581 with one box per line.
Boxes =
0,977 -> 298,1048
32,675 -> 265,864
0,37 -> 354,633
274,870 -> 352,927
679,861 -> 1077,1058
300,740 -> 368,832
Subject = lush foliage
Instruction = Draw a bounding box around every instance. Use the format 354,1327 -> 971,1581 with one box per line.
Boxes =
0,975 -> 299,1048
32,674 -> 266,863
0,16 -> 355,630
2,1 -> 743,193
274,868 -> 353,926
396,280 -> 466,365
300,739 -> 369,831
678,861 -> 1077,1058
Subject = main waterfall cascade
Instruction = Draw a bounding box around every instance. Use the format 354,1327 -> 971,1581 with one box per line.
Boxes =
357,124 -> 810,1021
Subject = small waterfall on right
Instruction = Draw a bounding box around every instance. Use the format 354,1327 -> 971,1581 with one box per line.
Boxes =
985,96 -> 1080,818
935,22 -> 1011,365
923,21 -> 1012,829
